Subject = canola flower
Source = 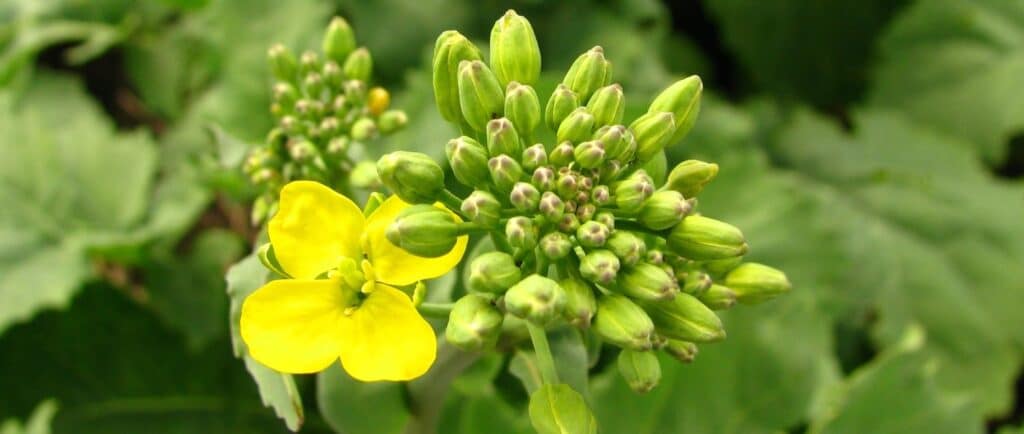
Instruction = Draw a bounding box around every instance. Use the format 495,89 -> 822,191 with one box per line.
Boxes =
240,181 -> 466,381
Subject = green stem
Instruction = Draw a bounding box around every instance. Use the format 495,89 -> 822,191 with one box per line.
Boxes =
417,302 -> 454,318
440,189 -> 464,214
526,322 -> 560,385
490,231 -> 514,253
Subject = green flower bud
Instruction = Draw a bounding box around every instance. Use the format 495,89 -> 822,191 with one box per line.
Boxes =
488,155 -> 523,193
648,75 -> 702,145
486,118 -> 522,157
322,61 -> 344,89
350,161 -> 381,189
268,44 -> 298,81
593,294 -> 656,351
504,274 -> 567,324
557,213 -> 581,233
504,82 -> 542,138
540,231 -> 573,261
532,166 -> 556,191
468,251 -> 522,294
576,221 -> 610,248
344,79 -> 367,103
617,349 -> 661,394
350,117 -> 377,141
386,205 -> 460,257
590,186 -> 611,207
432,31 -> 483,125
630,111 -> 677,164
447,136 -> 491,186
587,84 -> 625,126
593,125 -> 635,163
574,140 -> 606,169
342,47 -> 372,82
378,110 -> 408,134
576,203 -> 597,222
273,82 -> 299,107
522,143 -> 548,171
303,72 -> 324,97
446,294 -> 504,351
511,182 -> 541,212
580,249 -> 620,286
702,256 -> 743,277
563,46 -> 612,102
607,231 -> 647,266
614,170 -> 655,210
377,151 -> 445,204
681,270 -> 712,296
539,191 -> 565,221
461,190 -> 501,226
646,249 -> 664,265
549,142 -> 576,167
616,262 -> 679,302
299,50 -> 320,76
490,10 -> 541,86
556,172 -> 579,198
639,190 -> 691,230
667,215 -> 748,260
698,284 -> 737,310
459,60 -> 505,132
557,107 -> 596,144
544,84 -> 580,132
323,17 -> 357,64
664,160 -> 718,198
560,276 -> 597,328
642,292 -> 725,343
723,263 -> 792,304
664,339 -> 698,363
506,216 -> 538,251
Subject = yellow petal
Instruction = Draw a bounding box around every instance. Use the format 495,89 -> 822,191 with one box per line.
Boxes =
269,181 -> 365,279
240,278 -> 353,374
337,284 -> 437,381
363,195 -> 468,286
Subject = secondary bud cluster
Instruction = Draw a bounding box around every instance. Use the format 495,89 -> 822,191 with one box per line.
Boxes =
243,16 -> 408,223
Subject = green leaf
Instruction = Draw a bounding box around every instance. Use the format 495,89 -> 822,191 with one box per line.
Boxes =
528,384 -> 597,434
316,363 -> 409,434
225,253 -> 303,431
868,0 -> 1024,161
1,400 -> 57,434
509,327 -> 590,400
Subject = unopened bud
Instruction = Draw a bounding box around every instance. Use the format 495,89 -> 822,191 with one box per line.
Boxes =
268,44 -> 298,81
664,160 -> 718,198
342,47 -> 372,82
506,216 -> 538,251
378,110 -> 407,134
587,84 -> 625,126
576,203 -> 597,222
447,136 -> 491,186
458,60 -> 505,132
648,75 -> 702,145
502,82 -> 542,139
617,350 -> 661,393
614,170 -> 655,210
532,166 -> 556,191
386,205 -> 460,257
630,111 -> 676,164
488,155 -> 524,193
486,118 -> 522,157
616,263 -> 679,302
350,117 -> 377,141
563,46 -> 612,102
549,142 -> 576,167
468,251 -> 521,294
639,190 -> 691,230
273,82 -> 299,107
580,250 -> 620,285
545,84 -> 580,131
538,191 -> 565,221
607,231 -> 647,266
490,10 -> 541,86
322,61 -> 344,89
556,172 -> 579,198
642,292 -> 725,342
511,182 -> 541,211
667,215 -> 748,260
594,211 -> 615,230
681,270 -> 712,296
461,190 -> 501,226
576,221 -> 610,248
664,339 -> 698,363
557,107 -> 596,144
377,151 -> 445,204
504,275 -> 567,324
344,80 -> 367,103
432,31 -> 483,124
557,213 -> 581,233
323,17 -> 357,63
540,232 -> 572,260
303,72 -> 324,97
350,161 -> 380,189
723,263 -> 792,304
300,50 -> 320,76
560,276 -> 597,328
593,294 -> 656,351
574,140 -> 606,169
703,256 -> 742,277
521,143 -> 548,171
446,294 -> 504,351
368,86 -> 390,115
698,284 -> 736,310
593,125 -> 634,162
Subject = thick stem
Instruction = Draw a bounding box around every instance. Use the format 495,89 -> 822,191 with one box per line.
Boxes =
417,302 -> 454,318
526,322 -> 560,385
403,341 -> 480,434
440,189 -> 464,215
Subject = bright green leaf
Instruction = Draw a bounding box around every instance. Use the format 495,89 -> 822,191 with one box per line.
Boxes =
529,384 -> 597,434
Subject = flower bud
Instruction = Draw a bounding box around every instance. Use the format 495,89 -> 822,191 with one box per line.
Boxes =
486,118 -> 522,157
501,82 -> 543,138
544,84 -> 580,132
445,136 -> 490,186
378,110 -> 408,134
504,275 -> 567,324
506,216 -> 538,251
386,205 -> 460,257
521,143 -> 547,171
593,294 -> 656,351
557,107 -> 595,144
556,172 -> 579,198
648,75 -> 702,145
323,17 -> 357,63
646,249 -> 665,265
681,270 -> 712,296
350,161 -> 381,189
614,170 -> 655,210
540,231 -> 573,260
458,60 -> 505,132
563,46 -> 612,102
461,190 -> 501,226
490,10 -> 541,86
511,182 -> 541,212
299,50 -> 320,76
723,263 -> 792,304
667,215 -> 748,260
344,80 -> 367,103
432,31 -> 483,124
549,141 -> 576,167
617,350 -> 661,394
639,190 -> 691,230
573,140 -> 606,169
703,256 -> 742,277
576,203 -> 597,222
576,221 -> 610,248
468,251 -> 521,294
268,44 -> 298,81
664,339 -> 698,363
616,263 -> 679,302
532,166 -> 556,191
593,125 -> 634,163
559,276 -> 597,328
377,151 -> 445,204
664,160 -> 718,198
303,72 -> 325,97
630,111 -> 677,164
446,294 -> 504,351
322,60 -> 344,89
698,284 -> 737,310
350,117 -> 377,141
339,48 -> 370,83
607,231 -> 646,266
538,191 -> 565,221
488,155 -> 523,193
557,213 -> 581,233
642,292 -> 725,342
273,82 -> 299,107
580,249 -> 620,286
587,84 -> 625,126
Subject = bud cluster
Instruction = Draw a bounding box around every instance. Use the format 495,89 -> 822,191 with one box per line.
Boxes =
376,10 -> 790,401
243,16 -> 408,223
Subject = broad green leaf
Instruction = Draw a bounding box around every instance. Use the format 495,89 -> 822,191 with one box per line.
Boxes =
868,0 -> 1024,161
528,384 -> 597,434
0,400 -> 57,434
317,363 -> 409,434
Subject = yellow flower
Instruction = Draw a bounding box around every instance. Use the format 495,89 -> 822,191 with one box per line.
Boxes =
240,181 -> 467,381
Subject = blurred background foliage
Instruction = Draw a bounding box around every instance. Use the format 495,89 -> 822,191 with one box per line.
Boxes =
1,0 -> 1023,433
